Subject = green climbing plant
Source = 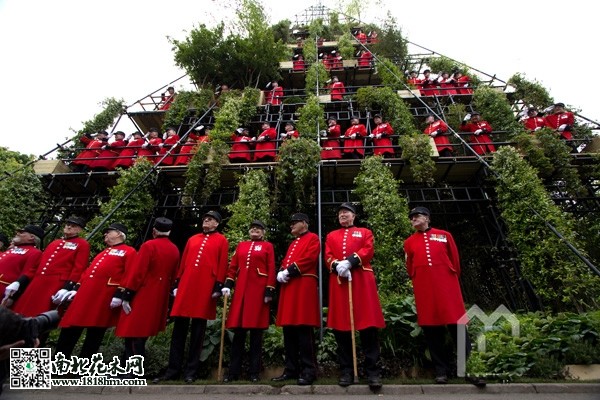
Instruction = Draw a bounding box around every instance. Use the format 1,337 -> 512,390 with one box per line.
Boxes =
296,95 -> 326,140
508,73 -> 554,110
472,86 -> 522,136
305,63 -> 329,96
491,146 -> 600,312
162,89 -> 214,131
86,158 -> 156,253
353,156 -> 413,295
398,134 -> 436,186
225,169 -> 272,250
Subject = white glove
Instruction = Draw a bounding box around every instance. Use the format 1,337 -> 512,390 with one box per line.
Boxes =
350,133 -> 356,139
534,127 -> 542,132
558,124 -> 567,132
463,113 -> 471,122
375,134 -> 382,139
251,137 -> 256,141
474,129 -> 483,135
430,131 -> 438,137
320,130 -> 328,137
159,143 -> 164,147
172,288 -> 178,297
122,301 -> 132,315
110,297 -> 123,308
543,105 -> 554,114
280,133 -> 287,139
142,143 -> 149,148
277,269 -> 290,283
52,288 -> 69,304
4,281 -> 20,297
336,260 -> 351,279
221,287 -> 231,296
65,290 -> 77,302
368,134 -> 374,139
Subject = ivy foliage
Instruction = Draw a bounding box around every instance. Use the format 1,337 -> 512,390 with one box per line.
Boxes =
354,156 -> 413,295
398,134 -> 436,186
275,137 -> 321,210
225,169 -> 272,250
336,32 -> 355,60
508,73 -> 554,110
170,0 -> 287,89
0,148 -> 48,238
59,97 -> 125,161
472,86 -> 522,136
369,12 -> 408,63
355,86 -> 415,134
374,57 -> 405,90
515,129 -> 586,196
491,146 -> 600,312
426,56 -> 466,76
271,19 -> 293,44
305,63 -> 329,96
161,89 -> 215,131
296,95 -> 326,140
85,158 -> 156,253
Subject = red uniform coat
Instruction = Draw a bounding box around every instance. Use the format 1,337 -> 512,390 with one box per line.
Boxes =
72,136 -> 102,167
358,51 -> 373,68
225,240 -> 276,329
266,87 -> 284,106
275,232 -> 320,327
159,93 -> 176,110
545,111 -> 575,140
116,237 -> 180,337
137,138 -> 163,164
456,75 -> 472,95
229,134 -> 254,162
371,122 -> 395,156
113,138 -> 145,169
293,59 -> 306,71
424,120 -> 452,153
0,245 -> 42,294
523,116 -> 547,132
60,243 -> 137,328
171,231 -> 229,319
438,78 -> 458,96
329,81 -> 346,101
158,135 -> 180,166
174,142 -> 197,165
404,228 -> 466,326
255,128 -> 277,161
343,124 -> 367,156
408,77 -> 422,90
91,139 -> 127,170
461,120 -> 496,155
13,237 -> 90,317
321,124 -> 342,159
420,77 -> 439,96
325,227 -> 385,331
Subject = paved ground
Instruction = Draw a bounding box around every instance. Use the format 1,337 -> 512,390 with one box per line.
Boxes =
2,383 -> 599,399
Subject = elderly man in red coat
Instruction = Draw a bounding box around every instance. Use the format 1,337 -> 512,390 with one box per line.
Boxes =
229,128 -> 254,163
328,76 -> 346,101
71,131 -> 108,172
403,206 -> 485,387
91,131 -> 127,171
424,115 -> 453,157
113,131 -> 145,169
272,213 -> 320,386
544,102 -> 576,147
115,217 -> 180,363
342,116 -> 367,159
460,112 -> 496,156
157,128 -> 180,166
254,122 -> 277,162
222,220 -> 275,383
8,217 -> 89,317
1,225 -> 43,302
320,117 -> 342,160
521,108 -> 547,132
154,211 -> 228,384
325,203 -> 385,389
55,222 -> 137,359
369,114 -> 395,158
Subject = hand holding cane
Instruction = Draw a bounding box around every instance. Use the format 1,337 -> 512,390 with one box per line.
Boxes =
348,273 -> 359,384
217,293 -> 229,382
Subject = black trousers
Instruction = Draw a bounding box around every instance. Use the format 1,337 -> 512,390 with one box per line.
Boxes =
55,327 -> 107,359
333,327 -> 381,378
164,317 -> 207,379
422,324 -> 472,377
228,328 -> 263,377
282,325 -> 317,380
124,337 -> 148,360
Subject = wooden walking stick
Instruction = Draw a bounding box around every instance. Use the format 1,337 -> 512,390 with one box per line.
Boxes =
348,277 -> 359,384
217,293 -> 229,382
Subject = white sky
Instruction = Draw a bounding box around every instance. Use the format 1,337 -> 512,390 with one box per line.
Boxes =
0,0 -> 597,157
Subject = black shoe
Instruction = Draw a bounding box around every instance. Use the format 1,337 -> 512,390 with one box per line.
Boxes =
338,373 -> 353,387
465,376 -> 486,388
152,373 -> 178,384
249,375 -> 259,383
435,375 -> 448,384
184,376 -> 195,384
368,375 -> 382,390
271,373 -> 297,382
223,375 -> 238,383
297,377 -> 314,386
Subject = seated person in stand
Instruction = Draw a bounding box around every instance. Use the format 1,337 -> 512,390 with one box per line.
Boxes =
342,116 -> 367,159
159,87 -> 177,110
423,115 -> 452,157
460,112 -> 496,155
113,131 -> 144,169
320,117 -> 342,160
328,76 -> 346,101
280,122 -> 299,141
369,114 -> 395,158
229,127 -> 254,163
